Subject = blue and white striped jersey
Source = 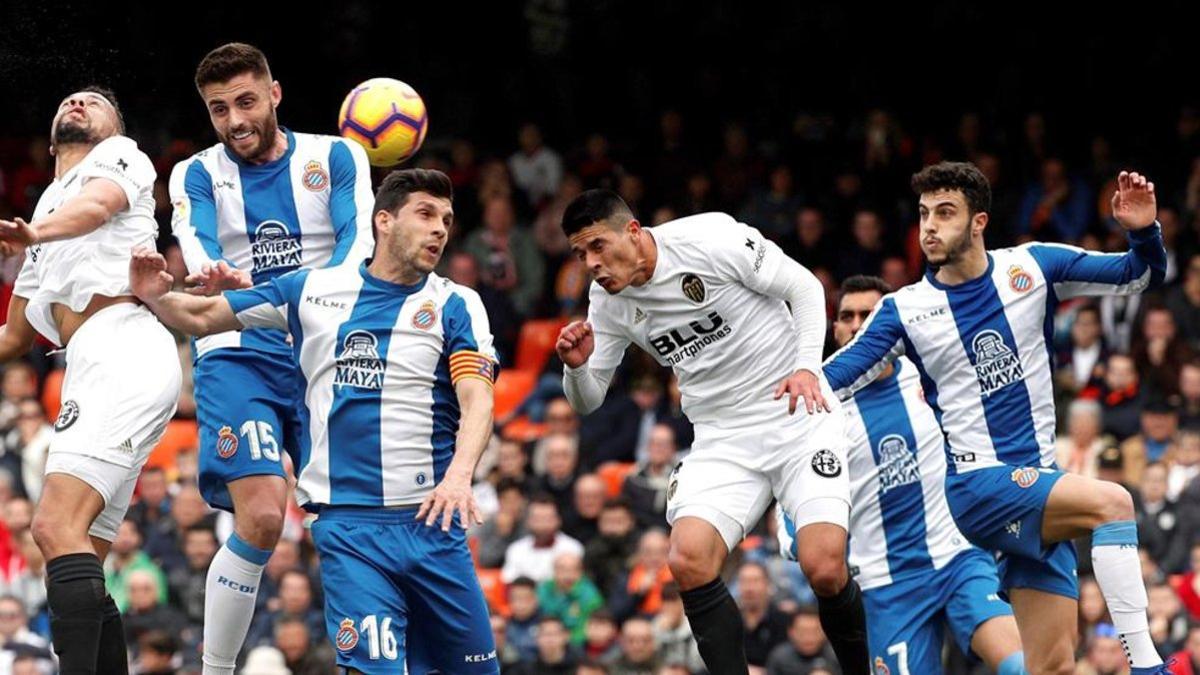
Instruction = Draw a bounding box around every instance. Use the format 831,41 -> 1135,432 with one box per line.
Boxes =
170,129 -> 374,358
223,262 -> 498,509
824,228 -> 1166,475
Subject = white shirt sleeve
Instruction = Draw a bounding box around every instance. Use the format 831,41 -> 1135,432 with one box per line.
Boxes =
77,136 -> 155,211
706,217 -> 827,373
562,288 -> 629,414
12,255 -> 36,300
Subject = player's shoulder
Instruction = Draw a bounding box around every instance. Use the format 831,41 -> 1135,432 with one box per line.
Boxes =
169,142 -> 225,183
89,134 -> 153,168
291,131 -> 363,157
650,212 -> 742,248
423,273 -> 484,309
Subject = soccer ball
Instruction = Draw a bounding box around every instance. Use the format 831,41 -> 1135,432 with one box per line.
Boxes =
337,78 -> 428,167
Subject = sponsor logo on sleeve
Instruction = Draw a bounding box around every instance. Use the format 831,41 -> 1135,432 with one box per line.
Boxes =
54,400 -> 79,431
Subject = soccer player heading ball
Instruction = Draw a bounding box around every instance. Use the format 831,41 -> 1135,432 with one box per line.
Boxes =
555,191 -> 869,674
825,162 -> 1172,674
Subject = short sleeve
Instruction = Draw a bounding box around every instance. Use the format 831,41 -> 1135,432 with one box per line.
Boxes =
12,254 -> 37,299
584,287 -> 631,373
77,136 -> 156,210
223,268 -> 310,332
443,289 -> 499,386
694,214 -> 785,292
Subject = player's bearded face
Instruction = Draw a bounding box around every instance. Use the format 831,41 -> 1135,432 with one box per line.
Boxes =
918,191 -> 977,266
569,223 -> 642,294
204,75 -> 280,162
387,193 -> 452,275
50,92 -> 117,148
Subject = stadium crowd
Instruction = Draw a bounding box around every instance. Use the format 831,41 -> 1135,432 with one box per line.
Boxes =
1,104 -> 1200,674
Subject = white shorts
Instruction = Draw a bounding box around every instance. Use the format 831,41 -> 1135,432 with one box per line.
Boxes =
666,404 -> 850,551
45,303 -> 181,541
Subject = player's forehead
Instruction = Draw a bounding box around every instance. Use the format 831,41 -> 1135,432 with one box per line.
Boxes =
918,189 -> 967,210
201,71 -> 270,103
58,91 -> 113,108
404,192 -> 453,219
838,290 -> 881,314
567,223 -> 615,250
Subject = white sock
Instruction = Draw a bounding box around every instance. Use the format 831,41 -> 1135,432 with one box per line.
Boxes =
203,534 -> 270,675
1091,521 -> 1161,668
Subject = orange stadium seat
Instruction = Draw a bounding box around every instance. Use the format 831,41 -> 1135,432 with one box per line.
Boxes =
598,461 -> 636,498
476,568 -> 509,617
513,318 -> 568,374
40,368 -> 64,422
493,369 -> 536,420
499,417 -> 548,443
146,419 -> 199,472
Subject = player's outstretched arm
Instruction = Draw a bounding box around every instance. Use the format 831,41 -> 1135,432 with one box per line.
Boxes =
418,377 -> 492,532
0,295 -> 37,363
129,248 -> 241,336
183,261 -> 252,296
0,179 -> 128,248
823,297 -> 906,399
558,320 -> 618,415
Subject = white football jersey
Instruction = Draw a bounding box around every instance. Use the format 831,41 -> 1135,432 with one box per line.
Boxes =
584,212 -> 825,425
14,135 -> 157,346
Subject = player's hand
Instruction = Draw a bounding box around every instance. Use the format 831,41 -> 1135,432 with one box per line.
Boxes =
774,368 -> 832,415
418,472 -> 484,532
129,247 -> 174,302
0,218 -> 38,249
1112,170 -> 1158,231
185,261 -> 252,296
556,321 -> 595,369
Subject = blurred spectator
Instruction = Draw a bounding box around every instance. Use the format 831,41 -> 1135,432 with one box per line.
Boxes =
240,646 -> 292,675
1167,427 -> 1200,500
1015,157 -> 1092,241
106,519 -> 167,612
1079,623 -> 1130,675
0,595 -> 51,673
144,484 -> 216,573
1101,353 -> 1144,441
584,498 -> 639,596
607,617 -> 660,675
127,466 -> 172,538
8,138 -> 51,216
508,576 -> 542,662
1,531 -> 45,617
1168,254 -> 1200,350
509,123 -> 564,208
492,614 -> 524,670
879,256 -> 911,292
0,364 -> 37,436
1179,360 -> 1200,427
652,584 -> 703,673
1137,462 -> 1190,574
564,474 -> 606,543
621,424 -> 676,530
1169,625 -> 1200,675
123,569 -> 192,659
582,610 -> 621,662
133,629 -> 180,675
1078,577 -> 1110,644
578,134 -> 620,190
166,524 -> 217,629
464,195 -> 545,317
502,495 -> 583,584
247,569 -> 325,649
1133,306 -> 1195,397
765,606 -> 839,675
1056,304 -> 1107,398
612,529 -> 672,620
477,478 -> 530,569
737,561 -> 791,668
578,661 -> 611,675
836,209 -> 887,281
581,376 -> 665,468
0,398 -> 49,501
512,616 -> 578,675
533,433 -> 581,520
273,616 -> 335,675
782,207 -> 836,272
740,165 -> 803,242
1149,582 -> 1189,657
539,552 -> 604,645
1055,399 -> 1113,478
712,124 -> 764,211
497,439 -> 536,493
446,250 -> 520,362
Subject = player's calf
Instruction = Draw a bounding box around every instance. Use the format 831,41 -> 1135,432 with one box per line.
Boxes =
796,521 -> 868,675
668,518 -> 748,675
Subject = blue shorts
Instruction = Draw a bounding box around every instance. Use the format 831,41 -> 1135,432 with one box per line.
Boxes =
311,507 -> 498,674
945,465 -> 1079,599
864,548 -> 1012,675
195,350 -> 302,511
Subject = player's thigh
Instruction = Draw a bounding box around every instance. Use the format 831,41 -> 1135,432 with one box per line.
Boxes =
310,515 -> 409,673
666,437 -> 773,554
944,466 -> 1063,561
194,353 -> 292,511
1041,471 -> 1135,543
1008,586 -> 1078,675
771,409 -> 850,535
398,524 -> 498,674
863,584 -> 944,675
941,549 -> 1020,669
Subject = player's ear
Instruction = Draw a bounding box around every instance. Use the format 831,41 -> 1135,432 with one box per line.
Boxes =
373,209 -> 392,236
973,211 -> 989,236
270,80 -> 282,108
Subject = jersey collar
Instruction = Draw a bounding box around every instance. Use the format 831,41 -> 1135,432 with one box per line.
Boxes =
923,252 -> 994,292
359,260 -> 428,295
223,127 -> 296,169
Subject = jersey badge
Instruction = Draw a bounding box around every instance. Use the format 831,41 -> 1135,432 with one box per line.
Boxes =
54,400 -> 79,432
873,657 -> 891,675
335,618 -> 359,652
216,426 -> 239,458
1011,467 -> 1039,488
412,300 -> 438,330
681,273 -> 706,303
302,160 -> 330,192
1008,265 -> 1034,293
811,449 -> 842,478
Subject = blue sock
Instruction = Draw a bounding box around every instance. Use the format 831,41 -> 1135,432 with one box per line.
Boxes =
997,651 -> 1026,675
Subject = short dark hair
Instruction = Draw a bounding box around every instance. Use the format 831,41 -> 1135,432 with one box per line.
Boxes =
510,577 -> 538,592
527,492 -> 558,510
911,161 -> 992,216
840,275 -> 892,297
138,629 -> 179,655
373,168 -> 454,216
195,42 -> 271,90
561,189 -> 633,238
601,496 -> 633,513
79,85 -> 125,133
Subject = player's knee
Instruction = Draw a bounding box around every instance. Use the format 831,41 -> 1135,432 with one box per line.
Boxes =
1024,643 -> 1074,675
1097,481 -> 1135,523
31,508 -> 73,555
235,506 -> 284,549
799,552 -> 847,597
668,543 -> 720,589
